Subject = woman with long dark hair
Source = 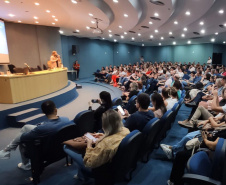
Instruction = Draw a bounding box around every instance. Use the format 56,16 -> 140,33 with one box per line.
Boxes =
150,92 -> 167,118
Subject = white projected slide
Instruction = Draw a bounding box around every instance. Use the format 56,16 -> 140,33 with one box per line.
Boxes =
0,20 -> 10,64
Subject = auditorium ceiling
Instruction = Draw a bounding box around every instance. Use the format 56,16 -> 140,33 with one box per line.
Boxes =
0,0 -> 226,46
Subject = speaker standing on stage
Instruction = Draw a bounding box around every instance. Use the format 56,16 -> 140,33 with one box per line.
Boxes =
73,60 -> 80,80
49,51 -> 62,68
207,56 -> 212,66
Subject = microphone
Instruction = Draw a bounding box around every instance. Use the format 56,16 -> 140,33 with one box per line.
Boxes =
24,63 -> 30,68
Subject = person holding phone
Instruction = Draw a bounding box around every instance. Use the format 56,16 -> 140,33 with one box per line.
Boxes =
69,109 -> 130,181
73,60 -> 80,80
88,91 -> 113,131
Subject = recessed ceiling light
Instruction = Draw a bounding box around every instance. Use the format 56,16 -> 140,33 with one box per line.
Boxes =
124,32 -> 127,35
174,21 -> 178,24
5,0 -> 10,3
114,39 -> 117,42
183,27 -> 188,31
124,14 -> 128,17
149,21 -> 153,25
8,14 -> 15,17
34,2 -> 40,6
211,38 -> 215,42
169,32 -> 172,35
185,11 -> 190,16
91,21 -> 95,24
155,29 -> 158,33
89,13 -> 93,17
150,35 -> 153,38
121,35 -> 124,39
215,32 -> 218,35
46,10 -> 50,13
18,20 -> 22,23
154,13 -> 159,17
102,38 -> 105,40
181,34 -> 185,37
35,21 -> 39,24
201,29 -> 205,34
219,10 -> 224,14
71,0 -> 77,4
187,40 -> 191,44
113,0 -> 118,3
223,41 -> 226,44
173,42 -> 176,45
119,25 -> 122,28
76,29 -> 80,32
224,23 -> 226,27
159,43 -> 161,46
59,30 -> 63,34
52,22 -> 55,25
86,26 -> 90,29
55,19 -> 58,21
142,44 -> 144,46
200,21 -> 204,25
34,16 -> 38,19
108,30 -> 112,33
132,37 -> 135,40
52,15 -> 55,18
138,33 -> 141,36
161,37 -> 164,40
109,34 -> 112,37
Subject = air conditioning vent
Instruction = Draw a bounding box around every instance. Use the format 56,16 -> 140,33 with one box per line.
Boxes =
149,0 -> 165,6
193,32 -> 200,35
141,26 -> 149,29
129,31 -> 136,33
169,36 -> 175,39
150,17 -> 161,21
114,34 -> 120,36
191,37 -> 203,39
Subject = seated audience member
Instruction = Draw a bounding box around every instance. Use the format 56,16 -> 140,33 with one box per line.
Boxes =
149,92 -> 167,118
0,100 -> 70,170
88,91 -> 113,131
69,109 -> 130,181
162,87 -> 178,111
172,80 -> 182,99
123,93 -> 155,131
167,134 -> 224,185
121,82 -> 139,101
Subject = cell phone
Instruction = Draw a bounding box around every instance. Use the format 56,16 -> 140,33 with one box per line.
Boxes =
84,133 -> 97,142
91,99 -> 99,103
117,105 -> 125,116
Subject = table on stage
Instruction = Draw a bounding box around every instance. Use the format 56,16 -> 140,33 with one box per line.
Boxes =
67,69 -> 77,81
0,68 -> 68,104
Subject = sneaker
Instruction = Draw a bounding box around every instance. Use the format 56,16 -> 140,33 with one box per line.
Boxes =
178,120 -> 194,128
18,163 -> 31,171
167,180 -> 174,185
160,144 -> 172,159
0,150 -> 10,159
178,119 -> 188,124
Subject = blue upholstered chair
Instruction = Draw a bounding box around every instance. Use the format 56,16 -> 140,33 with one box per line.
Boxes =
112,97 -> 122,107
73,110 -> 96,135
171,103 -> 180,124
183,138 -> 226,185
141,118 -> 160,162
124,95 -> 137,114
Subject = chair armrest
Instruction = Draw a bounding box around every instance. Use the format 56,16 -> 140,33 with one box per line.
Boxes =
197,148 -> 211,153
183,173 -> 221,185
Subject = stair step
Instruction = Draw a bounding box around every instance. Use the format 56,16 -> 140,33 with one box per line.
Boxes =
8,108 -> 39,117
18,113 -> 46,125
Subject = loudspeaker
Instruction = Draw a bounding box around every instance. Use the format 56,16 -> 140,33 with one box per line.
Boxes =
212,53 -> 222,65
72,45 -> 77,55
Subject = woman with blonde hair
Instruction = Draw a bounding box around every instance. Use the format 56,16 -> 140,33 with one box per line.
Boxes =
69,109 -> 130,181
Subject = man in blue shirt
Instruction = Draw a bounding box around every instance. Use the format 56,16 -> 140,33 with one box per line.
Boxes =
123,93 -> 155,131
193,71 -> 202,84
0,100 -> 70,170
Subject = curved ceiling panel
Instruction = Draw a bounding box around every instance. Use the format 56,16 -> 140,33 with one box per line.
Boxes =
0,0 -> 226,46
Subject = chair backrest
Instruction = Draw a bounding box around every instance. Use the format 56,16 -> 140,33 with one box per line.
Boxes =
171,103 -> 179,112
13,67 -> 25,73
212,138 -> 226,180
178,98 -> 184,105
112,130 -> 143,181
92,130 -> 143,185
8,64 -> 16,73
41,123 -> 77,162
37,65 -> 42,71
142,85 -> 146,92
125,95 -> 137,114
73,110 -> 96,136
43,64 -> 47,70
141,118 -> 160,157
112,97 -> 122,106
187,151 -> 212,177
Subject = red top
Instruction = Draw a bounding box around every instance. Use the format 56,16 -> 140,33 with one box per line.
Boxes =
73,63 -> 80,70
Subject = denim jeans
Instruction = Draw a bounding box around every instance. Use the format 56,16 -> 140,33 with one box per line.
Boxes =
172,130 -> 200,156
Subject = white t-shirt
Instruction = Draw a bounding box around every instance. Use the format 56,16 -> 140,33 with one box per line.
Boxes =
166,98 -> 178,110
207,59 -> 212,65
